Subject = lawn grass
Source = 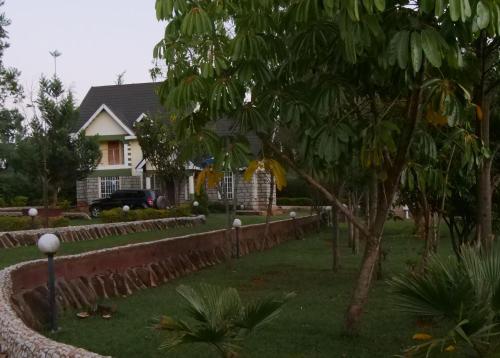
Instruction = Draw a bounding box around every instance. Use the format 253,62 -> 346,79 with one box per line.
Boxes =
50,220 -> 450,357
0,214 -> 292,270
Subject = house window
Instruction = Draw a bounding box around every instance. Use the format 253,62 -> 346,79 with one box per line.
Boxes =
100,176 -> 120,198
221,172 -> 233,200
108,141 -> 122,165
150,174 -> 161,190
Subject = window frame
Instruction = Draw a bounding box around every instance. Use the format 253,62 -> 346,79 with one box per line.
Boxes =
221,172 -> 234,200
100,176 -> 121,198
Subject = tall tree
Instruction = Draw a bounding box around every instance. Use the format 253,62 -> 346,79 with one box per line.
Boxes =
135,113 -> 186,205
25,76 -> 101,205
153,0 -> 497,334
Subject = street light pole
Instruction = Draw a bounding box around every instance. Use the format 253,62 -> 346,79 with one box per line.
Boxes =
233,218 -> 242,259
290,211 -> 298,240
28,208 -> 38,229
37,233 -> 61,332
47,252 -> 56,331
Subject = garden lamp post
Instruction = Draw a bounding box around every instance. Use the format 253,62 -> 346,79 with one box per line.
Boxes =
37,233 -> 60,332
233,218 -> 242,259
193,201 -> 199,207
122,205 -> 130,220
290,211 -> 298,240
28,208 -> 38,229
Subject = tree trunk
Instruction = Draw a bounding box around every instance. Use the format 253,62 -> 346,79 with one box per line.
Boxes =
474,33 -> 494,251
232,171 -> 238,221
332,204 -> 340,272
343,77 -> 423,335
264,175 -> 274,239
352,194 -> 360,255
347,195 -> 354,248
420,194 -> 432,268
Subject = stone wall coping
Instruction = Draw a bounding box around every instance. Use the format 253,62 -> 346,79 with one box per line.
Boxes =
0,215 -> 316,357
0,215 -> 206,236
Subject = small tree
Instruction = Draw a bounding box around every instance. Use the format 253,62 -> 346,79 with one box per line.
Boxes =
135,114 -> 186,205
157,284 -> 294,358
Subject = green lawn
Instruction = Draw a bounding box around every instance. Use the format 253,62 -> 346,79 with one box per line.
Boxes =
49,220 -> 447,358
0,214 -> 291,270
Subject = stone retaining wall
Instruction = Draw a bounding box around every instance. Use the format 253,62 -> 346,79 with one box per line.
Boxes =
0,215 -> 318,358
0,215 -> 205,249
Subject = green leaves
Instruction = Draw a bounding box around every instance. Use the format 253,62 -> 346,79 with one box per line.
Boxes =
397,30 -> 410,70
389,30 -> 424,71
158,284 -> 293,357
475,1 -> 490,29
231,33 -> 268,61
410,32 -> 422,73
448,0 -> 471,22
421,29 -> 444,68
180,7 -> 213,36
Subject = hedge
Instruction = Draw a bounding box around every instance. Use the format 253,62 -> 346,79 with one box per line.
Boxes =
276,197 -> 313,206
0,216 -> 70,231
100,205 -> 192,223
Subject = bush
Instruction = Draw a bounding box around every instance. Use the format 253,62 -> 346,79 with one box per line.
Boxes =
276,197 -> 313,206
389,248 -> 500,356
0,197 -> 6,207
0,215 -> 71,231
193,189 -> 209,215
208,201 -> 234,213
10,196 -> 28,207
58,200 -> 71,211
49,216 -> 70,228
278,176 -> 311,198
101,206 -> 193,223
0,216 -> 31,231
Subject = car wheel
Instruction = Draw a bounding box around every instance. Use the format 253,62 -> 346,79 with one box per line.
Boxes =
90,206 -> 101,218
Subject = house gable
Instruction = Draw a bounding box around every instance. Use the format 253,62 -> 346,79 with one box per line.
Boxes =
80,105 -> 134,136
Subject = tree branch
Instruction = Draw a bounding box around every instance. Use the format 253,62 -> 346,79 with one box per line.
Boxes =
261,137 -> 370,237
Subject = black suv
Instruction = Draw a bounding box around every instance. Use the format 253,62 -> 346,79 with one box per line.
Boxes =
89,190 -> 156,217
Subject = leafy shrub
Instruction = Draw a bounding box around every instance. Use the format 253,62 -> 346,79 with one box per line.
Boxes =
101,206 -> 193,223
207,201 -> 234,213
389,248 -> 500,356
278,176 -> 311,198
58,200 -> 71,211
167,204 -> 191,218
157,284 -> 294,357
10,196 -> 28,207
49,216 -> 70,228
0,197 -> 6,207
193,188 -> 209,215
276,197 -> 313,206
0,217 -> 31,231
0,216 -> 71,231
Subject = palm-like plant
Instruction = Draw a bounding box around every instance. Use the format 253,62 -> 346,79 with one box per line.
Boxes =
157,284 -> 295,357
389,247 -> 500,357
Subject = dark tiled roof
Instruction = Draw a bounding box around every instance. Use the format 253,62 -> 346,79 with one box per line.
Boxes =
77,82 -> 262,155
77,82 -> 163,132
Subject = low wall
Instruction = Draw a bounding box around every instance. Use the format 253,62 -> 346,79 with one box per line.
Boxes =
0,215 -> 205,249
0,215 -> 318,358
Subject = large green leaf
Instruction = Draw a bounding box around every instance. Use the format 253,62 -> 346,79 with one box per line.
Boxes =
180,7 -> 213,36
476,1 -> 490,29
374,0 -> 385,12
410,31 -> 422,73
460,0 -> 472,22
397,30 -> 410,69
449,0 -> 460,21
421,29 -> 442,68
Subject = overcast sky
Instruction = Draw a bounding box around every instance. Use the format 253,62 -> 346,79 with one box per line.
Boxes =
3,0 -> 164,104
